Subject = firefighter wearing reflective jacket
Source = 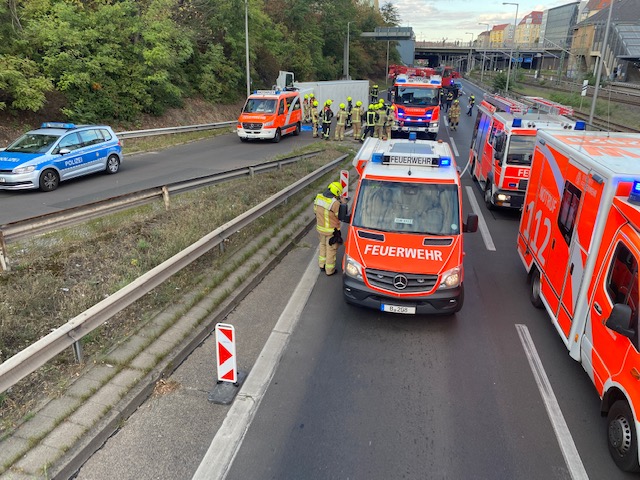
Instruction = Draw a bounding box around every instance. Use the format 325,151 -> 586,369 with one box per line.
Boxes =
311,100 -> 320,137
374,104 -> 386,139
384,104 -> 395,140
351,100 -> 363,140
360,104 -> 377,142
335,103 -> 349,141
314,182 -> 346,275
346,97 -> 353,128
322,101 -> 334,140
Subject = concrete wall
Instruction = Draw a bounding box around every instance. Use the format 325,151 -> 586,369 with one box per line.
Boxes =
294,80 -> 370,108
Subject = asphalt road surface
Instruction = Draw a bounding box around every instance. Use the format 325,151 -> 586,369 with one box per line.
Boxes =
67,81 -> 640,479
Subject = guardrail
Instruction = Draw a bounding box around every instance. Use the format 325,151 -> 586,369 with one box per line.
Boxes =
0,151 -> 322,270
116,121 -> 236,139
0,154 -> 348,393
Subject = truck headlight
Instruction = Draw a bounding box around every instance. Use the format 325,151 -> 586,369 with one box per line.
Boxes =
13,165 -> 35,174
431,122 -> 439,128
345,254 -> 363,281
439,267 -> 460,289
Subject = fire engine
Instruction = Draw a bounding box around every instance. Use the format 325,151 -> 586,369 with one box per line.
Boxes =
390,74 -> 442,140
469,93 -> 581,210
518,130 -> 640,472
339,134 -> 478,315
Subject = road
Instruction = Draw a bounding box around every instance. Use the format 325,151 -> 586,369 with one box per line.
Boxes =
55,81 -> 640,478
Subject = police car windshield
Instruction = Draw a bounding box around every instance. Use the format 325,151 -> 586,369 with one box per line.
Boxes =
394,86 -> 440,107
506,135 -> 535,165
5,133 -> 60,154
353,179 -> 460,235
243,99 -> 277,114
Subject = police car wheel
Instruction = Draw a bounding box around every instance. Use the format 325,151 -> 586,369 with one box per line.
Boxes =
607,400 -> 640,472
272,128 -> 281,143
529,268 -> 543,309
106,155 -> 120,174
293,122 -> 301,136
39,169 -> 59,192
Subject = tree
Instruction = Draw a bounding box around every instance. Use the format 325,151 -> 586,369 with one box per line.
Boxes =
380,2 -> 400,26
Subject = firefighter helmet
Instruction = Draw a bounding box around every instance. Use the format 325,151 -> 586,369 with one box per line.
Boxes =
356,100 -> 362,106
313,100 -> 319,106
304,94 -> 309,99
340,103 -> 345,109
327,99 -> 332,105
347,96 -> 352,101
328,181 -> 343,197
309,93 -> 314,98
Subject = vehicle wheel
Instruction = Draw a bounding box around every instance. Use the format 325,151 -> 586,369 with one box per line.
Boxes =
106,154 -> 120,174
453,283 -> 464,313
240,137 -> 248,143
470,159 -> 478,181
293,122 -> 301,136
272,128 -> 281,143
529,268 -> 544,309
484,182 -> 495,210
39,169 -> 60,192
608,400 -> 640,472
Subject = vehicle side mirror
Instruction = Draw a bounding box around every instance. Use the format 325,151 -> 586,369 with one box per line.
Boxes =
605,303 -> 635,339
338,203 -> 351,223
58,148 -> 71,155
463,213 -> 478,233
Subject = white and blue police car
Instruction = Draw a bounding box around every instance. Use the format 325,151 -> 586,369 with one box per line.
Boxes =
0,122 -> 123,192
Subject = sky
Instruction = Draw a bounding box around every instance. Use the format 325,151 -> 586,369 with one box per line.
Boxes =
389,0 -> 580,42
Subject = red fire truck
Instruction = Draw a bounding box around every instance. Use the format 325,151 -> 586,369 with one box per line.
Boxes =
468,94 -> 580,210
390,74 -> 442,140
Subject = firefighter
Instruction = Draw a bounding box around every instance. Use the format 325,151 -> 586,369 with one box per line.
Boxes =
449,99 -> 460,131
346,96 -> 353,128
311,100 -> 320,138
467,94 -> 476,116
334,103 -> 349,141
351,100 -> 363,140
314,181 -> 346,276
370,83 -> 379,103
384,104 -> 395,140
374,104 -> 386,139
445,90 -> 454,112
322,101 -> 334,140
303,94 -> 310,123
360,104 -> 377,142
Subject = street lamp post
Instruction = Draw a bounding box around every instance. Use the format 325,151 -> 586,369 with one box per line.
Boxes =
589,0 -> 614,124
503,2 -> 519,94
465,32 -> 474,74
345,21 -> 355,80
245,0 -> 250,98
479,23 -> 490,84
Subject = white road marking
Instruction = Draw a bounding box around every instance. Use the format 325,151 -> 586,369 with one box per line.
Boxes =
516,324 -> 589,480
450,137 -> 459,157
465,186 -> 496,251
192,251 -> 321,480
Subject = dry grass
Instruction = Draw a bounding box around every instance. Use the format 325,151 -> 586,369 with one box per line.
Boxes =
0,145 -> 353,436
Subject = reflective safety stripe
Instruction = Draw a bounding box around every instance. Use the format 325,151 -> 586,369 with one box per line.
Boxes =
314,194 -> 337,234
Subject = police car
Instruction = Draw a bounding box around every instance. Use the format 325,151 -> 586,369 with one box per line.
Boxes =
0,122 -> 123,192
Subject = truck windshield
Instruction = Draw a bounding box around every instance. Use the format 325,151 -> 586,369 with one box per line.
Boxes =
352,179 -> 460,235
506,135 -> 536,165
243,99 -> 277,114
394,86 -> 440,107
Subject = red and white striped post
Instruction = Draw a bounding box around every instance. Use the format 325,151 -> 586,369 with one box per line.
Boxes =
215,323 -> 237,383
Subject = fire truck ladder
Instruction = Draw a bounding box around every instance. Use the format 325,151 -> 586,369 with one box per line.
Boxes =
483,94 -> 528,114
523,97 -> 574,116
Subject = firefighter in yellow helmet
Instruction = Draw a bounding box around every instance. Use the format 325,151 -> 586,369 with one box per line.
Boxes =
374,103 -> 386,139
311,100 -> 320,137
334,103 -> 348,141
303,94 -> 310,123
346,96 -> 353,128
360,104 -> 377,142
370,83 -> 379,103
384,104 -> 395,140
351,100 -> 363,140
313,181 -> 347,275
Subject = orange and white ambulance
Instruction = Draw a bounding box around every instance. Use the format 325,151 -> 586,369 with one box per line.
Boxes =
340,135 -> 478,315
390,74 -> 442,140
469,94 -> 579,210
517,130 -> 640,472
237,88 -> 302,143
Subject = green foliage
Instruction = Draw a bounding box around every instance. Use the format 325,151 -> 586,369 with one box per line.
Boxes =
492,72 -> 508,92
0,0 -> 395,123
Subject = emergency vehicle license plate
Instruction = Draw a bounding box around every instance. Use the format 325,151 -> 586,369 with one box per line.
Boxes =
381,304 -> 416,314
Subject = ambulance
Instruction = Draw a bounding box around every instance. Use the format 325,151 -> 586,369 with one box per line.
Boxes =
340,135 -> 478,315
237,88 -> 302,143
390,74 -> 442,140
517,130 -> 640,472
469,94 -> 579,210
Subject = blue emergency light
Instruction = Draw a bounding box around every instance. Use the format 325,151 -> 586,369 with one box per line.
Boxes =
372,153 -> 384,163
630,181 -> 640,204
41,122 -> 75,129
512,119 -> 522,128
409,132 -> 417,141
396,78 -> 407,83
440,157 -> 452,167
430,79 -> 440,84
575,121 -> 586,131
